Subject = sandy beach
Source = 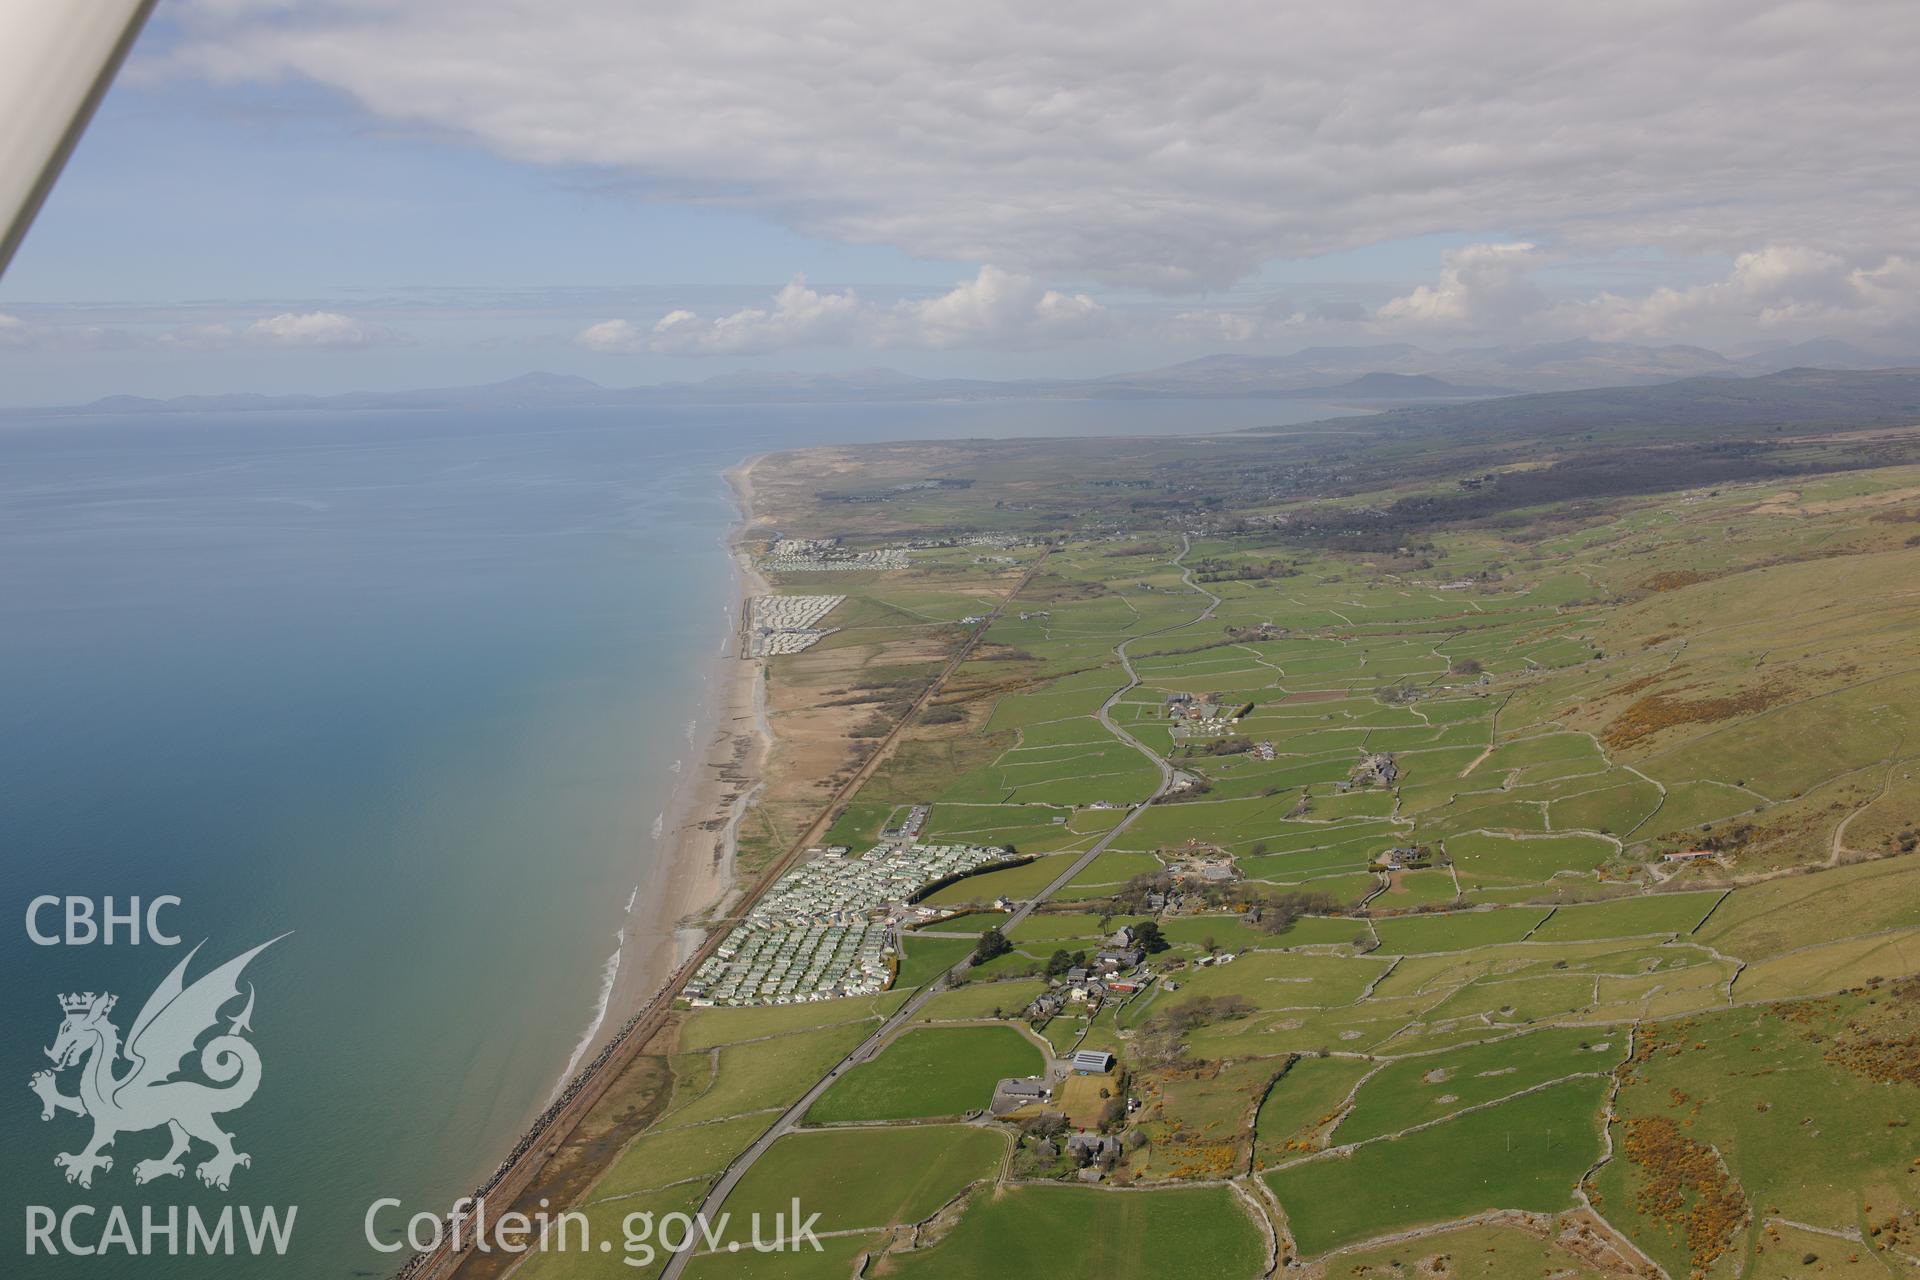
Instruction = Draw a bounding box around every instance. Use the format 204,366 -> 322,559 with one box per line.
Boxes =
591,454 -> 769,1055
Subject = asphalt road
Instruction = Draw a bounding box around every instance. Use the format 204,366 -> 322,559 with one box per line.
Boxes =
660,535 -> 1220,1277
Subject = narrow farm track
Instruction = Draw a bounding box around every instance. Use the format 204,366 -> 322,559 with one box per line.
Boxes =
661,536 -> 1220,1278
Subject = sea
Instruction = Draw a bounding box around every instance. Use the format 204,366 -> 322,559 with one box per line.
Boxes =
0,396 -> 1352,1277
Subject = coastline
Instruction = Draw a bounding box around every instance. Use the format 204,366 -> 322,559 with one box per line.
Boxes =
398,457 -> 776,1280
590,453 -> 769,1059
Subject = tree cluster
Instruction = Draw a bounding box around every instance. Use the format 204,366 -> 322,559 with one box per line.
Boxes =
973,928 -> 1013,964
1246,890 -> 1342,934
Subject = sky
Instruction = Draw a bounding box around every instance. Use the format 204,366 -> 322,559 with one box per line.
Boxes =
2,0 -> 1918,405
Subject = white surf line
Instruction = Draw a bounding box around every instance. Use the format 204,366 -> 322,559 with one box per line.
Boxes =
546,873 -> 648,1103
551,893 -> 638,1102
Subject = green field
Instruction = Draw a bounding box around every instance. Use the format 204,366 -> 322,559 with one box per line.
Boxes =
893,934 -> 978,988
1253,1054 -> 1373,1163
590,1111 -> 774,1202
535,410 -> 1920,1277
805,1025 -> 1044,1123
1445,829 -> 1616,887
667,1021 -> 879,1128
912,978 -> 1047,1021
1333,1026 -> 1620,1144
885,1184 -> 1268,1280
1371,908 -> 1553,953
1319,1220 -> 1621,1280
711,1125 -> 1007,1245
679,994 -> 906,1052
682,1229 -> 885,1280
918,855 -> 1076,906
1526,891 -> 1723,941
515,1184 -> 708,1280
1591,994 -> 1920,1276
1266,1079 -> 1608,1256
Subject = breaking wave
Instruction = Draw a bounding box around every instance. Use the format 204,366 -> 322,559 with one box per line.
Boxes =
552,882 -> 642,1100
555,928 -> 622,1097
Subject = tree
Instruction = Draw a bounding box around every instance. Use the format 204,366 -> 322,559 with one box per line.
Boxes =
1022,1112 -> 1066,1139
1044,948 -> 1074,977
1249,889 -> 1341,935
1132,920 -> 1169,954
973,928 -> 1012,964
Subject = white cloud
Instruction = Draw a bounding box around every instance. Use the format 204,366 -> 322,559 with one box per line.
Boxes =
1366,242 -> 1920,348
576,245 -> 1920,356
576,279 -> 862,356
171,0 -> 1920,291
1164,298 -> 1327,346
886,267 -> 1106,349
0,310 -> 406,355
575,267 -> 1107,356
656,279 -> 863,356
1569,248 -> 1920,343
244,310 -> 401,348
0,312 -> 136,352
160,311 -> 408,351
1375,243 -> 1548,332
152,322 -> 244,351
572,318 -> 647,355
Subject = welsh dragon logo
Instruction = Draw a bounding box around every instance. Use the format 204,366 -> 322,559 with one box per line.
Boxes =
29,937 -> 284,1191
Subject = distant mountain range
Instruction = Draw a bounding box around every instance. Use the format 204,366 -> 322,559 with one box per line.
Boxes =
1096,337 -> 1909,398
1261,365 -> 1920,440
14,336 -> 1917,417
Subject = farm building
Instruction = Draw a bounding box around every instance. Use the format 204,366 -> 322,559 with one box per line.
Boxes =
990,1077 -> 1054,1116
1066,1132 -> 1120,1163
1071,1049 -> 1117,1074
1378,845 -> 1431,871
1662,849 -> 1721,863
1354,752 -> 1399,786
